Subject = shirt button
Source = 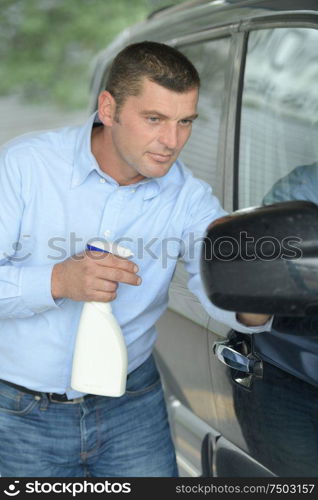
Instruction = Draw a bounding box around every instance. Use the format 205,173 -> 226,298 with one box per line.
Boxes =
99,178 -> 106,184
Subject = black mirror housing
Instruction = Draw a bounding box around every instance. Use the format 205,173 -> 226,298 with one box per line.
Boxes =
200,201 -> 318,316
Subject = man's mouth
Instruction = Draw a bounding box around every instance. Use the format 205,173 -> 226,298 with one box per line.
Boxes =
148,152 -> 173,163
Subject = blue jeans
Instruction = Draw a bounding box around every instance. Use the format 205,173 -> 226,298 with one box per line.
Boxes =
0,355 -> 178,477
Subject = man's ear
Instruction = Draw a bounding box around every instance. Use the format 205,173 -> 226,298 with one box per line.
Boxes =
98,91 -> 117,126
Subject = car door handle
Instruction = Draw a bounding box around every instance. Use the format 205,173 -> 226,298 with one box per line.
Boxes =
213,341 -> 263,376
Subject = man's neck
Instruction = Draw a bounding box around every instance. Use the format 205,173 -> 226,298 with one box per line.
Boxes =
91,126 -> 145,186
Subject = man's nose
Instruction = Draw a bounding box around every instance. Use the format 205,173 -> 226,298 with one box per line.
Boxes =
158,123 -> 178,150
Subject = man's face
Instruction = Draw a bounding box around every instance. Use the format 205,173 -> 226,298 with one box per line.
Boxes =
99,78 -> 199,185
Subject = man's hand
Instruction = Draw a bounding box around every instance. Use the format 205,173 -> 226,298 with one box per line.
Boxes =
236,312 -> 271,327
51,250 -> 141,302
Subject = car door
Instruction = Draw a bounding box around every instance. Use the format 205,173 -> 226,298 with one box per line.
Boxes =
208,22 -> 318,477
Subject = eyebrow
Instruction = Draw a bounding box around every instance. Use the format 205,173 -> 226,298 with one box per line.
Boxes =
140,110 -> 199,121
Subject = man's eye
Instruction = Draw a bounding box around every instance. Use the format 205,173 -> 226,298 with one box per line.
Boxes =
180,119 -> 192,126
147,117 -> 160,123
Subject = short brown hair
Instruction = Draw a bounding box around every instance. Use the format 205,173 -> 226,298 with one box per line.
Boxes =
106,41 -> 200,112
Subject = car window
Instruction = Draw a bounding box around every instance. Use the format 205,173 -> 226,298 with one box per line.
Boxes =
238,28 -> 318,209
167,37 -> 231,326
179,37 -> 231,200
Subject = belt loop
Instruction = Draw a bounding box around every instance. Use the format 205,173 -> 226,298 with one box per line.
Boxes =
39,392 -> 49,411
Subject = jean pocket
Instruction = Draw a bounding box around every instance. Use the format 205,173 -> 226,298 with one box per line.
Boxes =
0,384 -> 39,416
126,356 -> 162,397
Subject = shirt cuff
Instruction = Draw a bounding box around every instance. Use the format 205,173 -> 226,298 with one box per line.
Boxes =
20,265 -> 61,313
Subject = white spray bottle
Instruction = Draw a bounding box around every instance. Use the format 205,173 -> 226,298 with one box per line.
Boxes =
71,239 -> 133,397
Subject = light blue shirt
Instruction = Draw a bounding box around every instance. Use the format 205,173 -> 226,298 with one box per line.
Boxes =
0,113 -> 269,397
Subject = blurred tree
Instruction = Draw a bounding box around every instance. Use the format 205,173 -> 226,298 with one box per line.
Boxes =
0,0 -> 187,109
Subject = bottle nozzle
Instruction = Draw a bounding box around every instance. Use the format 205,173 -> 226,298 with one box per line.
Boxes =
87,239 -> 134,258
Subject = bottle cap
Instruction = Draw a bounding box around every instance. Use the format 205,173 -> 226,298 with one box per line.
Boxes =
87,240 -> 134,258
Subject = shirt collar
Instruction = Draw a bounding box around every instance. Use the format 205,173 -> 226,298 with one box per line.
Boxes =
70,112 -> 171,200
71,112 -> 102,188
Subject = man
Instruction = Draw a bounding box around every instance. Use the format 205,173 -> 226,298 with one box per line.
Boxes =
0,41 -> 270,477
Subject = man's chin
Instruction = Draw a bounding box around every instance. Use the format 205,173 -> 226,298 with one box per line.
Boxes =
146,163 -> 174,178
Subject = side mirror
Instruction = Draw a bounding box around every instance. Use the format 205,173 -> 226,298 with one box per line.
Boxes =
200,201 -> 318,315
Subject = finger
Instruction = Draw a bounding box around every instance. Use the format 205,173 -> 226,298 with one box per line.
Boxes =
93,279 -> 118,293
101,268 -> 141,286
89,290 -> 118,302
88,251 -> 138,273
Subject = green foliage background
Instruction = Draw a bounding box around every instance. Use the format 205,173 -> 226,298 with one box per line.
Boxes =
0,0 -> 186,109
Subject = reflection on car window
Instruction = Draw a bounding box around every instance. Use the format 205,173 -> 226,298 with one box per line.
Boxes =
239,28 -> 318,209
180,38 -> 230,198
263,162 -> 318,205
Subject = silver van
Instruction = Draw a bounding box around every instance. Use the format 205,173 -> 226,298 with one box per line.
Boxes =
90,0 -> 318,477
